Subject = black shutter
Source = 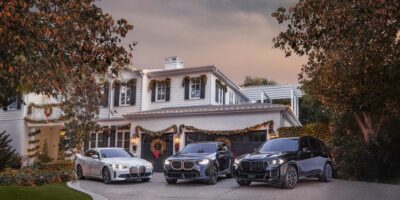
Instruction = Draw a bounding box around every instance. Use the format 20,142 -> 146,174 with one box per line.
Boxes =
103,82 -> 109,107
215,82 -> 219,103
103,126 -> 109,147
151,82 -> 156,102
110,126 -> 116,147
130,79 -> 136,105
200,79 -> 206,99
166,84 -> 171,101
16,96 -> 21,110
114,83 -> 120,107
223,90 -> 226,105
184,79 -> 190,100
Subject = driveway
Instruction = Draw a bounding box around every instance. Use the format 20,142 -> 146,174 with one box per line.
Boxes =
78,173 -> 400,200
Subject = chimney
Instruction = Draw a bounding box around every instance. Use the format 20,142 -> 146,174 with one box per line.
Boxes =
164,56 -> 184,70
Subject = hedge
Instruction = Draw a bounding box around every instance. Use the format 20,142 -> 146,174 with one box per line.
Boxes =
277,123 -> 332,146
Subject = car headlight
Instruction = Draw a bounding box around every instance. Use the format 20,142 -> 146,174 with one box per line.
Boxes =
146,163 -> 153,168
164,160 -> 170,165
267,159 -> 285,166
111,164 -> 128,169
234,159 -> 240,165
198,159 -> 209,165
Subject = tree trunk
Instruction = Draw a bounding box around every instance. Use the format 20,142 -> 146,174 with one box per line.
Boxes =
354,112 -> 376,144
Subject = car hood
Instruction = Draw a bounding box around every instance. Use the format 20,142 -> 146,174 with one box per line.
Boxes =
241,151 -> 294,160
101,157 -> 150,166
168,152 -> 215,160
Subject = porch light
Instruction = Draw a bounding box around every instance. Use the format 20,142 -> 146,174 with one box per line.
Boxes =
60,130 -> 65,136
174,135 -> 180,144
130,136 -> 139,146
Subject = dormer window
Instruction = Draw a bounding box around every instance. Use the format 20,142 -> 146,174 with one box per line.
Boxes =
156,82 -> 167,101
190,78 -> 201,99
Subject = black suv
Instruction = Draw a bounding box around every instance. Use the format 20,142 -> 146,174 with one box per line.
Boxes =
164,142 -> 234,185
233,136 -> 332,189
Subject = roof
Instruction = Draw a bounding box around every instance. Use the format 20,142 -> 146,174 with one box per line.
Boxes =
124,103 -> 290,119
241,84 -> 303,101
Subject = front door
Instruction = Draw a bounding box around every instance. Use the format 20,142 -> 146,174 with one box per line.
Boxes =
141,133 -> 173,172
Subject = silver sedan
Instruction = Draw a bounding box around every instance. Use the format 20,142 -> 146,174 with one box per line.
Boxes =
75,148 -> 153,184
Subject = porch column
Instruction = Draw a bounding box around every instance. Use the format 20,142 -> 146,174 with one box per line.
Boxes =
25,127 -> 38,166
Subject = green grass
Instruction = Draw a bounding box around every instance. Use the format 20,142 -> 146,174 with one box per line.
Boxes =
0,183 -> 91,200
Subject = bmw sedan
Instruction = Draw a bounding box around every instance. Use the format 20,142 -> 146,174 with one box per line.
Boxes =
75,148 -> 153,184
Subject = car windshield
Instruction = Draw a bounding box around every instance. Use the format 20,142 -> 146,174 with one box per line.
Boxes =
258,138 -> 299,153
100,149 -> 133,158
181,143 -> 217,154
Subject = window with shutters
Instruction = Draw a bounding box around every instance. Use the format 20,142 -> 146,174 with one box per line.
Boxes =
229,91 -> 234,104
216,86 -> 224,104
190,78 -> 201,99
119,85 -> 131,106
156,82 -> 167,101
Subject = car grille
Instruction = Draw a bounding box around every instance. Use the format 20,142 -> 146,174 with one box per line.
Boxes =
183,161 -> 195,170
119,172 -> 152,178
130,166 -> 147,176
240,160 -> 266,171
171,161 -> 182,170
167,171 -> 199,179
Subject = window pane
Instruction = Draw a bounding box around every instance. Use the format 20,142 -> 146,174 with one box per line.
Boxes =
126,87 -> 131,104
117,132 -> 123,147
124,132 -> 130,151
97,132 -> 104,147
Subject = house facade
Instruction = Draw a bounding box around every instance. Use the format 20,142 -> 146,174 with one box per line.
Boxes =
0,56 -> 300,171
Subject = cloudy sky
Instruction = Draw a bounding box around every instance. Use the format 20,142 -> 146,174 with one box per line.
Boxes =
96,0 -> 305,84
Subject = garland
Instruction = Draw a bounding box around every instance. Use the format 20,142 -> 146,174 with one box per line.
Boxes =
150,138 -> 167,159
27,145 -> 40,152
27,102 -> 65,115
278,123 -> 332,145
27,151 -> 40,158
216,137 -> 231,148
182,76 -> 190,86
113,79 -> 137,88
28,139 -> 39,144
135,125 -> 178,137
24,115 -> 70,124
182,74 -> 207,87
27,129 -> 41,158
216,79 -> 228,92
148,78 -> 171,91
28,129 -> 41,137
179,121 -> 274,136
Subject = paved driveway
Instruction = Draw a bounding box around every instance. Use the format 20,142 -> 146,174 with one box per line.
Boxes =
78,173 -> 400,200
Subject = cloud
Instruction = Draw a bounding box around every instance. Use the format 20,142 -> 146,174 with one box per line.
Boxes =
96,0 -> 303,84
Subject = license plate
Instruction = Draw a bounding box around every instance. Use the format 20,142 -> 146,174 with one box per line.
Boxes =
248,175 -> 256,179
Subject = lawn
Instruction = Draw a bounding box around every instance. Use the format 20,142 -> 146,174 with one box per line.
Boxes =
0,183 -> 91,200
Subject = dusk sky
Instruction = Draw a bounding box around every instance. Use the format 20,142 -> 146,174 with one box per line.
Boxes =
96,0 -> 305,84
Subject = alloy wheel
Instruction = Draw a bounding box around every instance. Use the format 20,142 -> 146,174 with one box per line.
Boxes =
76,165 -> 84,180
324,164 -> 333,181
286,166 -> 297,189
102,168 -> 111,184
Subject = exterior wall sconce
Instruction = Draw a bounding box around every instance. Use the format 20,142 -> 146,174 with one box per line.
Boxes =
174,134 -> 180,152
60,130 -> 66,137
131,135 -> 139,152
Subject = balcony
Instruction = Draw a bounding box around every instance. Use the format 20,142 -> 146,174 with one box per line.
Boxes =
25,103 -> 67,124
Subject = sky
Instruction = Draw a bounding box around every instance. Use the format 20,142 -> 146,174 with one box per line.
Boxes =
96,0 -> 305,85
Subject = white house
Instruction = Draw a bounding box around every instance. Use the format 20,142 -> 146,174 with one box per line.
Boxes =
0,56 -> 301,171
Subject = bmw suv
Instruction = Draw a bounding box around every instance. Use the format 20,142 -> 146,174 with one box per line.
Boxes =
164,142 -> 234,185
233,136 -> 333,189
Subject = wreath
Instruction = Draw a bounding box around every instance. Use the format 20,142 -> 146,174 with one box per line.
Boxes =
150,138 -> 167,159
216,137 -> 231,148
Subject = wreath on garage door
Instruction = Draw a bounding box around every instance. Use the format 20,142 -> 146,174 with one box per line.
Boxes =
150,138 -> 167,159
216,137 -> 231,149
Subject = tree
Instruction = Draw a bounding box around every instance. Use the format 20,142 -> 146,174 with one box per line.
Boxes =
241,76 -> 277,87
299,94 -> 331,124
0,130 -> 16,170
272,0 -> 400,143
0,0 -> 134,147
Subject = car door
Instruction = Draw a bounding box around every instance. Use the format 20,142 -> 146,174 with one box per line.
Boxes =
82,150 -> 95,176
308,138 -> 325,174
90,150 -> 103,178
296,138 -> 314,176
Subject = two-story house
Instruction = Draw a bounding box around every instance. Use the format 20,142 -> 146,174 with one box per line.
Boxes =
0,56 -> 300,171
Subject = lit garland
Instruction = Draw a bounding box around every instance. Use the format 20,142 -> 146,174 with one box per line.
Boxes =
27,102 -> 65,115
278,123 -> 332,145
27,129 -> 41,158
24,115 -> 70,124
150,138 -> 167,159
182,74 -> 207,87
27,145 -> 40,152
28,139 -> 39,144
179,121 -> 274,136
135,125 -> 178,137
28,129 -> 41,137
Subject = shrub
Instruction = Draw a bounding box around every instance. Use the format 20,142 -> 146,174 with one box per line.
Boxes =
0,130 -> 16,171
0,161 -> 76,186
277,123 -> 332,146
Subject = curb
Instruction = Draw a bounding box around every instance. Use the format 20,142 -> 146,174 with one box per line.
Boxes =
67,181 -> 108,200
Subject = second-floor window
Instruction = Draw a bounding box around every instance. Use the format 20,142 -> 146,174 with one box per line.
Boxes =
156,82 -> 167,101
120,85 -> 131,105
190,78 -> 201,99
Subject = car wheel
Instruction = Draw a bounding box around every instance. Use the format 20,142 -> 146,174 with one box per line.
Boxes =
76,165 -> 85,180
102,167 -> 112,184
236,180 -> 251,186
319,163 -> 333,182
206,165 -> 218,185
166,179 -> 177,184
282,165 -> 298,189
141,178 -> 151,182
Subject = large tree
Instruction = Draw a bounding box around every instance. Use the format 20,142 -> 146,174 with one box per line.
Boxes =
0,0 -> 134,106
272,0 -> 400,143
241,76 -> 277,87
0,0 -> 134,148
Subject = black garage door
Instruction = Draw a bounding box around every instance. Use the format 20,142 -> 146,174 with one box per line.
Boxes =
141,133 -> 174,172
185,131 -> 266,158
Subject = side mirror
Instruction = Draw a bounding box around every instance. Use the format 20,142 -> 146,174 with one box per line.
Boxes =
91,155 -> 99,159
